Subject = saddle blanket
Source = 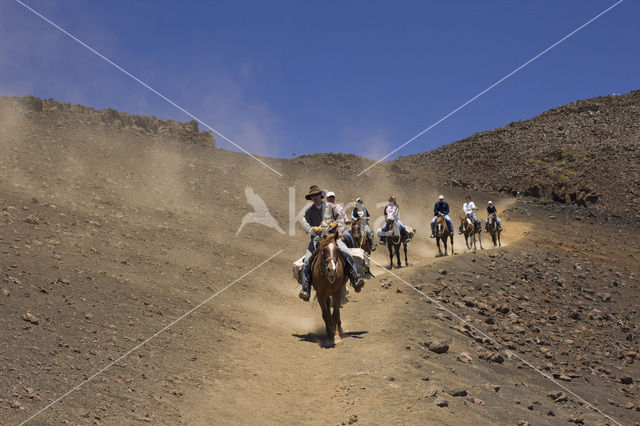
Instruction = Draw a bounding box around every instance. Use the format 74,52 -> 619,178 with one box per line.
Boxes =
292,248 -> 369,284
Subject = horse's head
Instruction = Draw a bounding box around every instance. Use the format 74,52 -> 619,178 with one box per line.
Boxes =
351,217 -> 361,237
320,234 -> 339,284
385,218 -> 395,229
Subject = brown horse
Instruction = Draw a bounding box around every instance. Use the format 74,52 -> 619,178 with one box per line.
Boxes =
311,233 -> 347,339
487,213 -> 502,247
459,215 -> 483,251
385,218 -> 410,268
434,213 -> 454,256
351,217 -> 372,255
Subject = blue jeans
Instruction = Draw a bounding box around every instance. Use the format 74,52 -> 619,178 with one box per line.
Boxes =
381,220 -> 409,240
342,230 -> 355,248
466,212 -> 479,222
485,217 -> 501,226
431,215 -> 453,233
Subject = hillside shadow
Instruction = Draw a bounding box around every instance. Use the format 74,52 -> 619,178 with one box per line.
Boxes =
292,330 -> 368,349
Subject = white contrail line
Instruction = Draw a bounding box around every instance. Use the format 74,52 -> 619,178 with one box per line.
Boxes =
368,256 -> 622,426
357,0 -> 624,176
14,0 -> 283,177
18,249 -> 283,425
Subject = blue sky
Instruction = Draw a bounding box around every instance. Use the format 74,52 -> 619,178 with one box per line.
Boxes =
1,1 -> 638,159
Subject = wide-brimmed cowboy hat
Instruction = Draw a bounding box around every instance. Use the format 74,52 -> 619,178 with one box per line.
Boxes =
488,200 -> 493,204
326,191 -> 336,198
305,185 -> 325,200
438,195 -> 444,200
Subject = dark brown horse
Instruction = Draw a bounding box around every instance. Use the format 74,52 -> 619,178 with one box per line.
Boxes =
487,213 -> 501,247
311,233 -> 347,339
385,218 -> 410,268
434,213 -> 454,256
351,217 -> 372,255
459,215 -> 483,251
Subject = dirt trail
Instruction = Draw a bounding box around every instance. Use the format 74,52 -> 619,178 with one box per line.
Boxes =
184,215 -> 536,425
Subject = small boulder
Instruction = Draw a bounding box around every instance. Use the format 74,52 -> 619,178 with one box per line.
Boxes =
428,340 -> 450,354
435,398 -> 449,407
22,312 -> 39,325
457,352 -> 473,363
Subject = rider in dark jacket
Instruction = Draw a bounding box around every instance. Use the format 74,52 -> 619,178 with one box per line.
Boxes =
484,201 -> 502,232
430,195 -> 454,237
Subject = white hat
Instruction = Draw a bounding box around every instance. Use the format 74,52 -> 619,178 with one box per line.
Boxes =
326,191 -> 335,198
488,200 -> 493,204
356,197 -> 363,203
438,195 -> 444,199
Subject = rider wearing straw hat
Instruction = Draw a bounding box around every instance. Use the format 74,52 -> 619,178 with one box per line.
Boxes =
298,185 -> 365,301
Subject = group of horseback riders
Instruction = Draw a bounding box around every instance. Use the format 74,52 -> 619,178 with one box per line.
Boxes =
297,185 -> 502,301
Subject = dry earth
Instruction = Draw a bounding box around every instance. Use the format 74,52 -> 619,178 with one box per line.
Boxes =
1,97 -> 639,425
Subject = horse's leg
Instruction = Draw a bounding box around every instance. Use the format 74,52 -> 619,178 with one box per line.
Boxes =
395,244 -> 401,268
318,295 -> 332,337
331,293 -> 342,339
404,241 -> 408,266
436,238 -> 442,256
450,234 -> 454,255
387,241 -> 393,268
498,230 -> 501,247
478,230 -> 483,250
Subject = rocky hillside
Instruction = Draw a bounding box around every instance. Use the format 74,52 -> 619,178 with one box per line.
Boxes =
392,90 -> 640,216
0,95 -> 216,146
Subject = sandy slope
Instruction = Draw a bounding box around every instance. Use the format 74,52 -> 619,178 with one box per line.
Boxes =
1,102 -> 638,425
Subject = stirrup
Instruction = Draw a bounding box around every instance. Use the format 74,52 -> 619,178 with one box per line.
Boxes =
298,286 -> 310,301
352,277 -> 365,293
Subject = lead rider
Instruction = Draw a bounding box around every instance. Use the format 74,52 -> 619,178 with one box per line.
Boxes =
299,185 -> 365,301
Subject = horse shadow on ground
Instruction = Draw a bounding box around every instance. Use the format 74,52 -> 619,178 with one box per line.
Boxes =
292,330 -> 368,349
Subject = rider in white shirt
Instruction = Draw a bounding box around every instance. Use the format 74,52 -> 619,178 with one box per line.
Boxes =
380,195 -> 409,244
462,195 -> 481,228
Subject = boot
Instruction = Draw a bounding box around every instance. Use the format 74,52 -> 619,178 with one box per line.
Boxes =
368,236 -> 376,251
345,256 -> 365,292
430,224 -> 435,238
298,262 -> 311,301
